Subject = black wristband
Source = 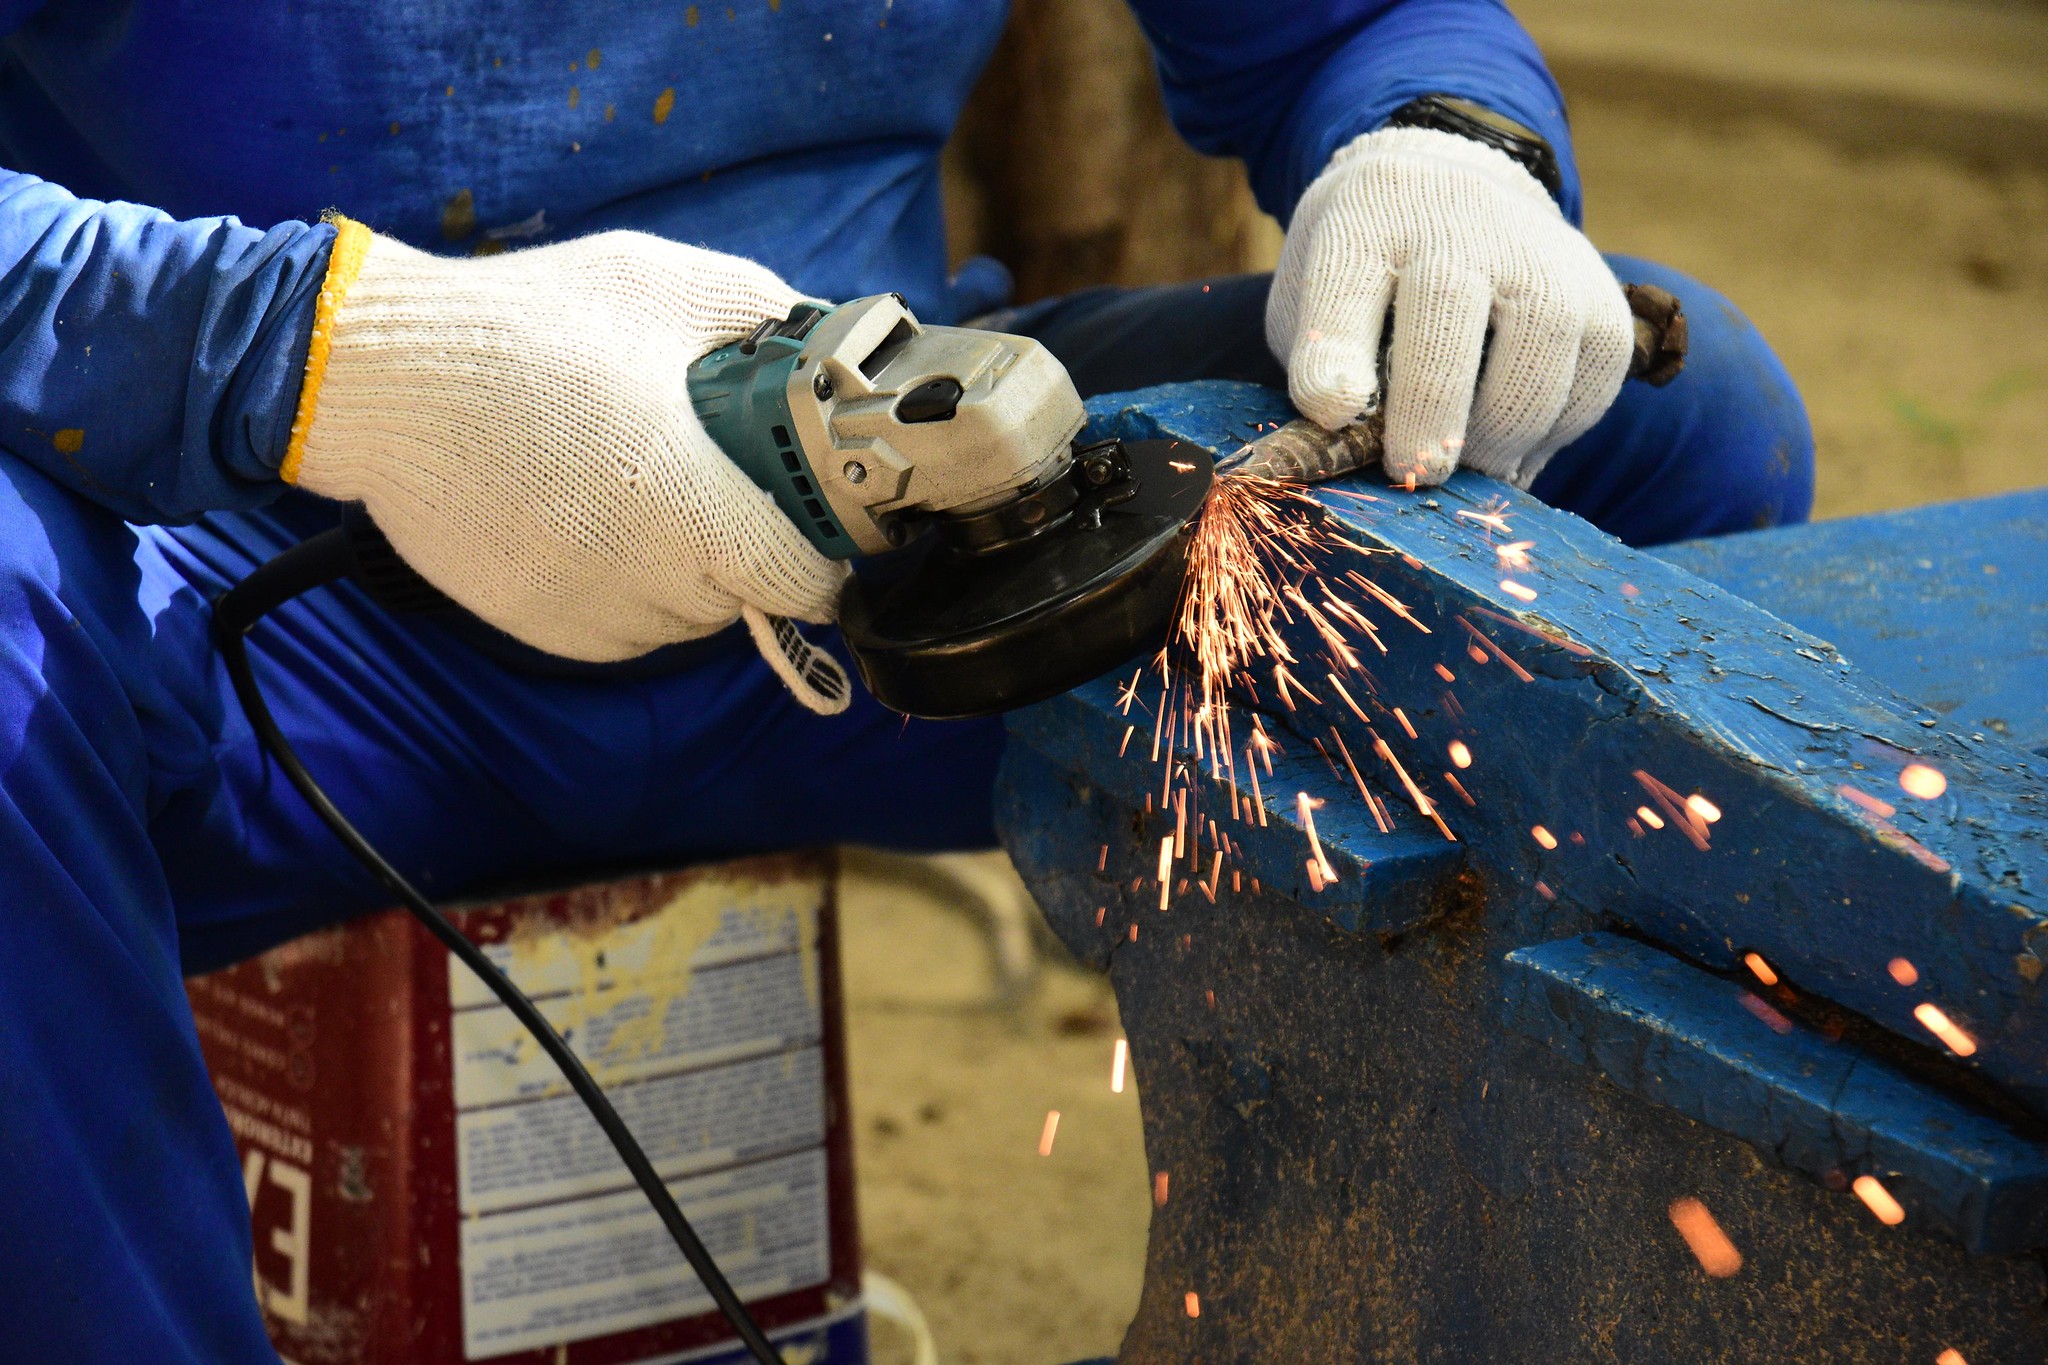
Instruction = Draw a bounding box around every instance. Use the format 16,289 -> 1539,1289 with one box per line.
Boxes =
1384,94 -> 1565,204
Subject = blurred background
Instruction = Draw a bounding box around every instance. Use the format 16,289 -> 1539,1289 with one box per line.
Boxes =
849,2 -> 2048,1361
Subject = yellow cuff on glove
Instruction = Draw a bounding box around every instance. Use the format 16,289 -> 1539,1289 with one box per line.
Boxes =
280,214 -> 373,485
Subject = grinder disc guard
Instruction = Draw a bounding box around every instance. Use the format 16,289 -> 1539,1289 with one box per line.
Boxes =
840,438 -> 1213,719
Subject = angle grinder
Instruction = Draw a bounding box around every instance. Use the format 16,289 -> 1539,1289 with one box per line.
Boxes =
684,293 -> 1212,719
332,292 -> 1215,720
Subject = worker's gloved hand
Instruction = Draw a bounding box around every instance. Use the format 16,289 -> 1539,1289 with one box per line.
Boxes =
287,224 -> 851,714
1267,126 -> 1634,488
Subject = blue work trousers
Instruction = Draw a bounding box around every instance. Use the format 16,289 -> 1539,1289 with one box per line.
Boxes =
0,254 -> 1810,1362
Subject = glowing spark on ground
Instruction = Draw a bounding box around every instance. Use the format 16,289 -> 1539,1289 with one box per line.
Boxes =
1532,825 -> 1558,850
1448,740 -> 1472,769
1743,953 -> 1779,986
1184,1292 -> 1201,1319
1938,1349 -> 1970,1365
1499,578 -> 1538,603
1038,1110 -> 1061,1156
1899,763 -> 1948,800
1889,958 -> 1919,986
1852,1175 -> 1906,1225
1496,540 -> 1535,570
1111,1038 -> 1128,1093
1686,794 -> 1722,823
1668,1198 -> 1742,1277
1434,663 -> 1456,683
1914,1003 -> 1977,1056
1636,805 -> 1664,830
1154,1171 -> 1170,1206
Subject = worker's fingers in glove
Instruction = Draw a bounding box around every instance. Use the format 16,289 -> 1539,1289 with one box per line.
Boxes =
696,461 -> 850,625
1382,265 -> 1493,487
1273,227 -> 1396,433
1506,275 -> 1635,486
1461,279 -> 1586,479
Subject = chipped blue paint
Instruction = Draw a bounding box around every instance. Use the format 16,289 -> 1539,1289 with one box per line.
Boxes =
1658,489 -> 2048,755
995,382 -> 2048,1363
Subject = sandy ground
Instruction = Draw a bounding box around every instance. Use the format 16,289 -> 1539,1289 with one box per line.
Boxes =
845,94 -> 2048,1365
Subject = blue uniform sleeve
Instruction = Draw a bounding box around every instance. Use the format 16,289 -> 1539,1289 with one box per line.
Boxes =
1125,0 -> 1581,226
0,170 -> 332,525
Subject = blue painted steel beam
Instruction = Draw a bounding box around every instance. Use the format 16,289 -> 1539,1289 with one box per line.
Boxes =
1504,932 -> 2048,1255
996,382 -> 2048,1363
1658,489 -> 2048,755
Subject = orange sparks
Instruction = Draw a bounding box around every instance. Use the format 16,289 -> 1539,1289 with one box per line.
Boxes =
1097,844 -> 1108,872
1620,582 -> 1640,598
1457,616 -> 1534,682
1496,539 -> 1535,570
1434,663 -> 1456,683
1741,993 -> 1794,1033
1889,957 -> 1919,986
1455,507 -> 1511,533
1111,1038 -> 1129,1093
1852,1175 -> 1906,1225
1328,673 -> 1370,722
1668,1198 -> 1742,1277
1448,740 -> 1472,769
1899,763 -> 1948,800
1443,771 -> 1476,806
1744,952 -> 1779,986
1184,1291 -> 1201,1319
1937,1350 -> 1970,1365
1119,725 -> 1134,757
1838,784 -> 1895,819
1914,1003 -> 1977,1056
1374,734 -> 1456,840
1532,825 -> 1558,850
1686,794 -> 1722,824
1393,707 -> 1418,739
1038,1110 -> 1061,1156
1634,770 -> 1710,850
1157,836 -> 1174,909
1306,859 -> 1325,892
1499,578 -> 1538,603
1297,791 -> 1336,883
1636,805 -> 1665,830
1154,1171 -> 1170,1206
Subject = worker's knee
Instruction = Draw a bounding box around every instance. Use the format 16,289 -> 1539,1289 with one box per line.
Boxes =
1531,255 -> 1814,546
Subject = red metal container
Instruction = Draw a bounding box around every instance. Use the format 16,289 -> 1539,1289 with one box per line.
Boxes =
187,852 -> 868,1364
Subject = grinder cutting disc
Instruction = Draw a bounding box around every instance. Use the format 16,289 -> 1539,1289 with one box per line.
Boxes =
839,438 -> 1213,719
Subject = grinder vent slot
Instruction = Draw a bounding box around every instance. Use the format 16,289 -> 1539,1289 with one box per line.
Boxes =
860,318 -> 917,379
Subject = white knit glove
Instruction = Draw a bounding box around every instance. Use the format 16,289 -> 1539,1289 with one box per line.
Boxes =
287,224 -> 851,713
1267,126 -> 1634,488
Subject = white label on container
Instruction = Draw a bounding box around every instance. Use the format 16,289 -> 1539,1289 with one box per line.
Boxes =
451,873 -> 834,1359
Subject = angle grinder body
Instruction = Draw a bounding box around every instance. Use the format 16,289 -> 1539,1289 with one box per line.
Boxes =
337,295 -> 1213,720
686,294 -> 1211,718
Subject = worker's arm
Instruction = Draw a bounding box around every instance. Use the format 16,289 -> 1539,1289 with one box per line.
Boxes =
1126,0 -> 1579,225
1127,0 -> 1632,490
0,170 -> 333,523
0,169 -> 842,700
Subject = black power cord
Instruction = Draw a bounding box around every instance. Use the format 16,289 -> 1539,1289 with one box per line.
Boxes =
213,527 -> 789,1365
